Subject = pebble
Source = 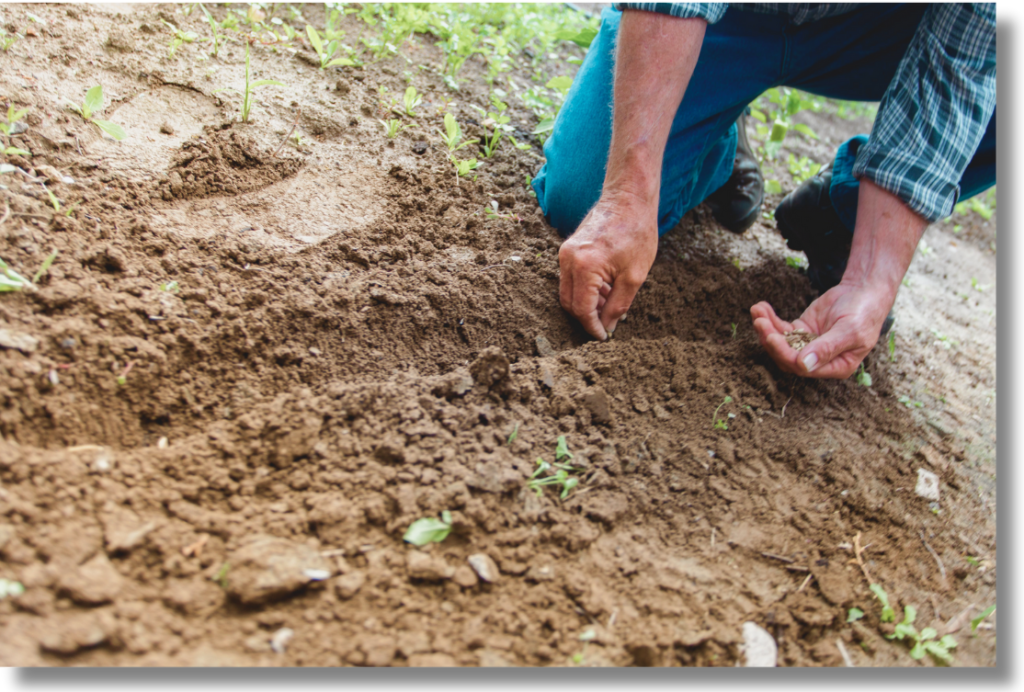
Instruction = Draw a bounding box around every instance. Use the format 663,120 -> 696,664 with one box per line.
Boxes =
467,553 -> 500,583
0,328 -> 40,353
535,334 -> 556,358
334,570 -> 366,599
225,534 -> 332,604
270,627 -> 294,654
915,468 -> 940,501
407,551 -> 454,581
742,622 -> 778,667
452,565 -> 478,588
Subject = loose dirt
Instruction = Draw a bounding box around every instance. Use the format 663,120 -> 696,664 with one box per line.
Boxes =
0,4 -> 997,667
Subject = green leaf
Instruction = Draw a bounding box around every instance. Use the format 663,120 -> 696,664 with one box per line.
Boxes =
306,24 -> 324,57
971,604 -> 995,632
901,605 -> 917,626
249,80 -> 286,88
33,250 -> 57,284
545,76 -> 573,94
920,627 -> 938,641
923,641 -> 954,664
532,117 -> 555,135
83,85 -> 104,119
846,608 -> 864,623
8,107 -> 28,123
569,27 -> 597,48
444,112 -> 460,143
938,635 -> 957,649
555,435 -> 573,461
764,179 -> 782,195
748,108 -> 766,123
792,123 -> 818,139
909,641 -> 925,659
92,119 -> 126,141
769,121 -> 788,143
507,422 -> 519,445
403,516 -> 452,546
3,147 -> 31,156
326,57 -> 354,67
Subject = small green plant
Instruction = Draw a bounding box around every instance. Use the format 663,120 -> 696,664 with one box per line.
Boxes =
305,24 -> 354,69
847,608 -> 864,623
897,395 -> 924,409
1,28 -> 22,52
887,331 -> 896,362
750,87 -> 820,161
731,257 -> 743,271
870,584 -> 896,622
507,422 -> 519,445
451,156 -> 479,184
378,118 -> 410,139
1,253 -> 56,292
160,280 -> 180,293
971,604 -> 995,632
0,578 -> 25,599
730,322 -> 737,339
401,86 -> 422,117
571,628 -> 597,665
787,153 -> 823,185
214,562 -> 230,589
886,604 -> 957,664
32,250 -> 57,284
439,112 -> 477,153
200,5 -> 234,58
213,42 -> 285,123
856,363 -> 872,387
403,510 -> 453,546
477,93 -> 512,158
954,188 -> 996,221
971,277 -> 990,292
713,395 -> 734,430
1,105 -> 31,156
528,436 -> 580,500
161,19 -> 199,58
484,202 -> 521,224
67,86 -> 127,141
785,255 -> 807,270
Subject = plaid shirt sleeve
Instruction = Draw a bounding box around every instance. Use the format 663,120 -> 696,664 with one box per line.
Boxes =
852,3 -> 996,223
613,3 -> 728,24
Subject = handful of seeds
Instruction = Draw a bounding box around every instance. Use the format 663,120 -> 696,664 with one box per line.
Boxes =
785,329 -> 817,351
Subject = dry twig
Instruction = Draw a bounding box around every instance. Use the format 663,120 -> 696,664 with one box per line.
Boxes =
850,532 -> 874,584
272,107 -> 302,158
920,530 -> 947,584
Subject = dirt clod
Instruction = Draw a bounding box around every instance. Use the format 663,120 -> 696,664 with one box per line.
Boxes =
225,535 -> 332,605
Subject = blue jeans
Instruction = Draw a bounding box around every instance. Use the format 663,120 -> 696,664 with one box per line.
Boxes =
532,5 -> 996,238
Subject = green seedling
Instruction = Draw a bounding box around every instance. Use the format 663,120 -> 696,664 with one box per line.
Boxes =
751,86 -> 819,161
731,257 -> 743,271
290,131 -> 308,150
887,331 -> 896,362
713,395 -> 733,430
886,604 -> 957,664
403,510 -> 452,546
450,156 -> 478,184
897,395 -> 924,409
1,28 -> 22,52
116,360 -> 135,386
787,153 -> 822,185
1,105 -> 31,156
971,277 -> 990,292
571,628 -> 597,665
847,608 -> 864,623
484,202 -> 521,224
161,19 -> 199,58
730,323 -> 737,339
919,240 -> 933,256
764,179 -> 783,195
0,578 -> 25,599
379,118 -> 410,139
785,256 -> 807,270
507,422 -> 519,446
67,86 -> 127,141
439,112 -> 477,153
555,435 -> 573,461
305,24 -> 354,68
200,4 -> 234,58
160,280 -> 180,293
971,604 -> 995,632
401,86 -> 422,117
528,436 -> 580,500
870,583 -> 896,622
1,257 -> 34,292
32,250 -> 57,284
856,363 -> 872,387
508,134 -> 531,151
214,562 -> 230,589
213,42 -> 285,123
478,93 -> 512,158
965,556 -> 981,567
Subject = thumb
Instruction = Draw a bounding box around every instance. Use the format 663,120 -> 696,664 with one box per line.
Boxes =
600,274 -> 642,336
798,322 -> 860,375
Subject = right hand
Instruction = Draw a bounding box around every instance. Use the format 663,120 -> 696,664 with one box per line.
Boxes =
557,194 -> 660,340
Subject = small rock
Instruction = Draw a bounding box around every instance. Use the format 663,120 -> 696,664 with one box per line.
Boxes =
469,346 -> 510,388
452,565 -> 478,588
270,627 -> 294,654
334,570 -> 366,599
581,387 -> 612,425
101,508 -> 158,553
0,328 -> 40,353
159,123 -> 175,135
742,622 -> 778,667
535,334 -> 556,358
467,553 -> 500,583
525,564 -> 555,582
57,552 -> 125,605
407,551 -> 454,581
225,534 -> 332,605
632,396 -> 650,413
538,363 -> 556,389
915,468 -> 940,501
412,141 -> 428,155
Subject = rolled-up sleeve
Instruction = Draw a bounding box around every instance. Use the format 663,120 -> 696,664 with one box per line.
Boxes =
613,3 -> 728,24
852,3 -> 996,223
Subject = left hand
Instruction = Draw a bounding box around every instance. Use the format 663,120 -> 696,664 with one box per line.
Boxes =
750,281 -> 894,379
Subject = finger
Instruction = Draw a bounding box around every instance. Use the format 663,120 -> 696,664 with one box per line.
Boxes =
600,273 -> 642,336
571,272 -> 608,341
751,301 -> 794,334
558,254 -> 574,313
597,294 -> 607,312
760,329 -> 802,374
599,282 -> 612,298
797,321 -> 863,377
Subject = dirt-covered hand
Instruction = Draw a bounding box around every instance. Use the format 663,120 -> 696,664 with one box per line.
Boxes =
558,196 -> 659,341
750,281 -> 894,379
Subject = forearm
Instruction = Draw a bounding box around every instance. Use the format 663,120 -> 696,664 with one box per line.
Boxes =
604,11 -> 706,207
841,179 -> 928,305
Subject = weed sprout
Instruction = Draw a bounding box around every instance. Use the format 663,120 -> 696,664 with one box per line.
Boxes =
67,86 -> 127,141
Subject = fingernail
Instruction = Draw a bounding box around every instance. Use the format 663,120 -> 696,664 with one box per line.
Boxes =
802,353 -> 819,372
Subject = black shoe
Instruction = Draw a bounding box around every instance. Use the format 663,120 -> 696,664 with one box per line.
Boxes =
775,168 -> 895,337
705,111 -> 764,234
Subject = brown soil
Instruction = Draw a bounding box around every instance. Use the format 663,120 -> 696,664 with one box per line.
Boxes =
0,3 -> 997,668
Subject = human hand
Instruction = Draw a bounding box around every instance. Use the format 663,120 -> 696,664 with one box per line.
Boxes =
750,281 -> 895,379
558,194 -> 659,340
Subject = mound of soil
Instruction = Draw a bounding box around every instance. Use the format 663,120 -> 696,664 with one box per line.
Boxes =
0,4 -> 996,667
